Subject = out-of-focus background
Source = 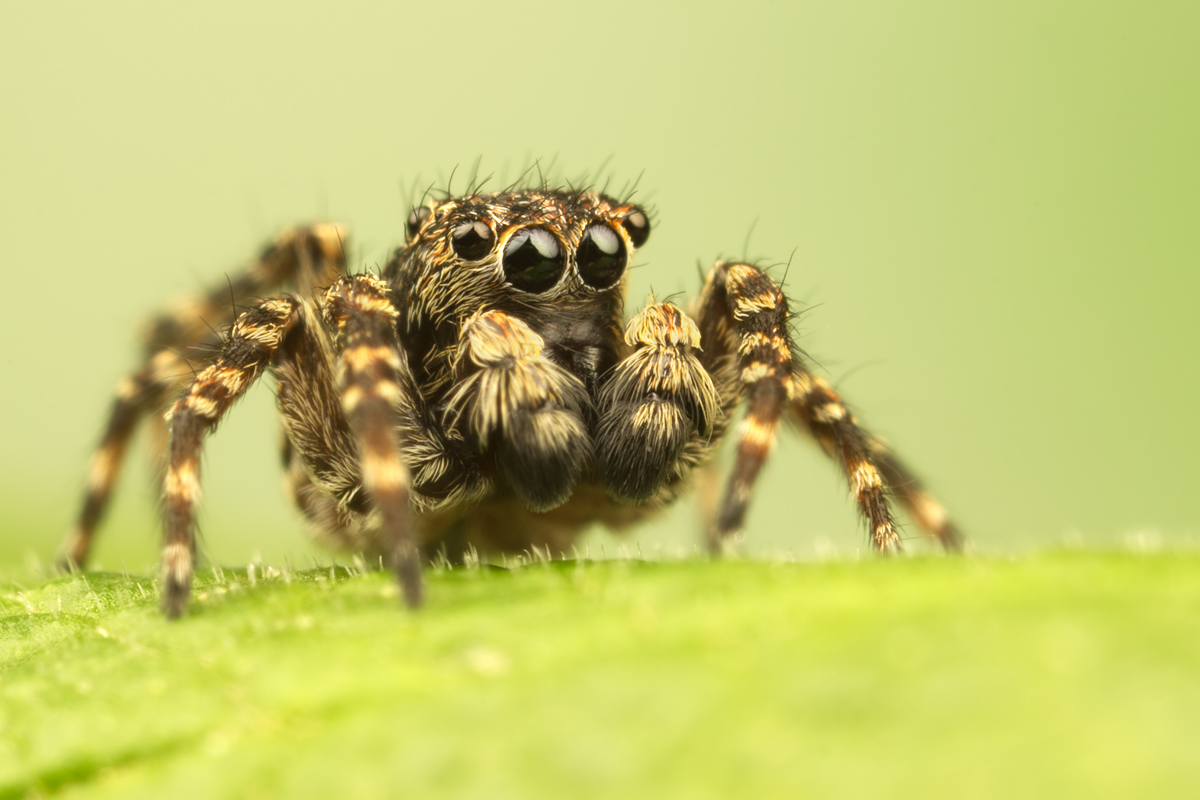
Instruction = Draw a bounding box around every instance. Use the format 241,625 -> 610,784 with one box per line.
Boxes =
1,1 -> 1196,573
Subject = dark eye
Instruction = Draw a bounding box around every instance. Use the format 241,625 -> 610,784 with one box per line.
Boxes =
406,206 -> 431,240
576,224 -> 627,289
502,227 -> 565,293
621,209 -> 650,248
451,220 -> 495,261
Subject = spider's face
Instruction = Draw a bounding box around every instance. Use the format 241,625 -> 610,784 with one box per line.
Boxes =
400,189 -> 649,302
396,189 -> 651,389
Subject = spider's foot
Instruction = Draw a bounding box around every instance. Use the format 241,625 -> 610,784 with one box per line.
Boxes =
873,523 -> 903,554
706,529 -> 742,558
940,524 -> 964,553
55,528 -> 89,574
160,541 -> 193,619
394,543 -> 424,610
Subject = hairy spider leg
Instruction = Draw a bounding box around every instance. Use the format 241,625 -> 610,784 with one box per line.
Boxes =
696,261 -> 901,553
63,350 -> 196,570
162,296 -> 305,617
61,224 -> 348,569
273,302 -> 364,552
780,370 -> 902,551
864,435 -> 962,550
144,224 -> 348,354
282,437 -> 361,548
322,275 -> 422,609
160,275 -> 423,617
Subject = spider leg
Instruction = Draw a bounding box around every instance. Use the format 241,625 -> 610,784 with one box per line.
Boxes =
162,297 -> 304,617
696,261 -> 901,553
271,302 -> 370,554
445,310 -> 591,512
272,294 -> 484,562
162,278 -> 426,618
791,399 -> 963,551
61,224 -> 348,570
61,350 -> 193,569
322,275 -> 422,608
282,437 -> 361,549
143,223 -> 349,354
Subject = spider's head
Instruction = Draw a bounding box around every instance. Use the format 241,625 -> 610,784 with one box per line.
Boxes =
400,188 -> 648,298
394,189 -> 651,387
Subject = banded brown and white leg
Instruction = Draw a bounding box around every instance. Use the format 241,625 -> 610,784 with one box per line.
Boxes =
62,224 -> 349,570
162,297 -> 303,617
60,350 -> 194,569
143,223 -> 349,353
872,440 -> 961,550
860,433 -> 961,550
786,372 -> 903,552
596,302 -> 719,504
695,262 -> 801,552
323,275 -> 422,608
446,310 -> 591,513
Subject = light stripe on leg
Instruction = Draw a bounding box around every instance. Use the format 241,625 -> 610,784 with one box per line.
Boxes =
161,298 -> 301,617
324,275 -> 422,608
790,372 -> 900,552
61,350 -> 196,569
143,224 -> 349,353
63,224 -> 349,571
866,436 -> 962,551
700,262 -> 798,551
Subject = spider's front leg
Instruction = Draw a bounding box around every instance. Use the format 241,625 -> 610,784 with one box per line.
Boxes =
162,275 -> 425,618
323,275 -> 423,608
695,261 -> 903,553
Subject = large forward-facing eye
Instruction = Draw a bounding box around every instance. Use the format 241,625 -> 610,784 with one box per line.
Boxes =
451,220 -> 495,261
502,227 -> 566,293
621,209 -> 650,248
576,224 -> 627,289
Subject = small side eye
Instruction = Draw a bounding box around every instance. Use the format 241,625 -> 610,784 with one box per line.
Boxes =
621,209 -> 650,248
577,224 -> 627,289
451,220 -> 495,261
502,227 -> 566,293
406,206 -> 431,240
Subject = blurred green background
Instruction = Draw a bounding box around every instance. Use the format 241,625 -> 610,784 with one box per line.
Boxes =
1,1 -> 1196,573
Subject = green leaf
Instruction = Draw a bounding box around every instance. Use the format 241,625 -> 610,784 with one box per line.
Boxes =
2,553 -> 1199,798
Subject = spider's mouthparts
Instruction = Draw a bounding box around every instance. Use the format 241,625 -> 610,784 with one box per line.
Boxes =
545,341 -> 605,389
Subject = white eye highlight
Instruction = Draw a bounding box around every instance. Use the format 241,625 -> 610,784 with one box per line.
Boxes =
587,224 -> 621,255
504,227 -> 560,260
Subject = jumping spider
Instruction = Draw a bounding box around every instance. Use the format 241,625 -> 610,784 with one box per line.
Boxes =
63,186 -> 960,617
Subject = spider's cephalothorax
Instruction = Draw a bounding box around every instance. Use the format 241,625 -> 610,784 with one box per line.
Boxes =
63,186 -> 961,617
